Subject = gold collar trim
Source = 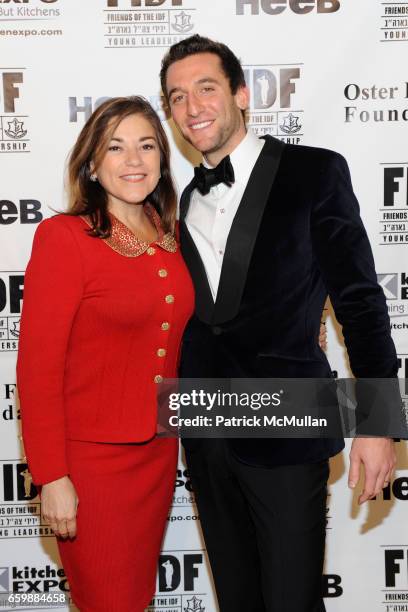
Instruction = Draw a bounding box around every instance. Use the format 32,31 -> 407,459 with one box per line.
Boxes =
81,204 -> 177,258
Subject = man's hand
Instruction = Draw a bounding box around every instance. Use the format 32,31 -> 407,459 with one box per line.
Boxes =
348,438 -> 396,504
41,475 -> 79,538
318,322 -> 327,351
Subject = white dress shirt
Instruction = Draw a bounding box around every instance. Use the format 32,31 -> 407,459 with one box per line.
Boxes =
185,129 -> 265,301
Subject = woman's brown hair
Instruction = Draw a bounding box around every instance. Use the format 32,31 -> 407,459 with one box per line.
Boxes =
66,96 -> 177,236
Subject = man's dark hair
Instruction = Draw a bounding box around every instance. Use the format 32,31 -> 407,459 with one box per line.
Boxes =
160,35 -> 246,102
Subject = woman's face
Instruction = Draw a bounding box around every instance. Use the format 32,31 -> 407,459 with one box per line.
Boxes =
94,113 -> 161,210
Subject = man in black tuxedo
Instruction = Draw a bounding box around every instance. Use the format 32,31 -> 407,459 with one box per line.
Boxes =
160,35 -> 397,612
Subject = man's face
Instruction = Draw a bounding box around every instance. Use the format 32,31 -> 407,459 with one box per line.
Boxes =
165,53 -> 249,161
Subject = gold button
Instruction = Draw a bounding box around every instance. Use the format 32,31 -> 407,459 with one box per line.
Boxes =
157,348 -> 166,357
147,247 -> 156,256
165,294 -> 174,304
161,322 -> 170,331
158,269 -> 168,278
154,374 -> 163,384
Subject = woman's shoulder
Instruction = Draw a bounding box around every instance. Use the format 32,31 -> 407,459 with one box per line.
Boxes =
39,213 -> 86,231
32,214 -> 88,254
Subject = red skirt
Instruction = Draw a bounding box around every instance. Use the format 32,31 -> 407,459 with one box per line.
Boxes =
57,437 -> 178,612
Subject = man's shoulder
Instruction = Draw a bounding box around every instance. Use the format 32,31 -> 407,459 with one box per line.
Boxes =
263,135 -> 347,169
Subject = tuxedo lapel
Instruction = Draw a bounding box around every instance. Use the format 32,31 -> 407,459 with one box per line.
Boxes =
179,180 -> 215,324
213,135 -> 285,324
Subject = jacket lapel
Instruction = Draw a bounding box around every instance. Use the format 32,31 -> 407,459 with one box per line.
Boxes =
179,179 -> 215,324
213,135 -> 285,324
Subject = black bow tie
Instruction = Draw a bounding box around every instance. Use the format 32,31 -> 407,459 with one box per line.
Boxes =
192,156 -> 235,196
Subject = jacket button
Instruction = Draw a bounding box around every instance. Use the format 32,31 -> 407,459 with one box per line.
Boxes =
157,348 -> 166,357
147,247 -> 156,256
154,375 -> 163,384
212,326 -> 222,335
161,322 -> 170,331
158,269 -> 168,278
165,295 -> 174,304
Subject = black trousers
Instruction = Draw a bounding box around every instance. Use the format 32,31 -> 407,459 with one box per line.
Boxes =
185,440 -> 329,612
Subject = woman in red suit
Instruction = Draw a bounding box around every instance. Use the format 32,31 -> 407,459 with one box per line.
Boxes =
17,96 -> 194,611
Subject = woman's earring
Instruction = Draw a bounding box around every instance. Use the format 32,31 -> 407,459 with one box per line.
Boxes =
90,173 -> 98,182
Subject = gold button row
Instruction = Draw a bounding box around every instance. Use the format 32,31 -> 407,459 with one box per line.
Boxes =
155,303 -> 172,381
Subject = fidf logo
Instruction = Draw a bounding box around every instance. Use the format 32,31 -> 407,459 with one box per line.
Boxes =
383,165 -> 408,207
157,553 -> 203,593
236,0 -> 340,15
384,547 -> 408,589
184,595 -> 205,612
0,272 -> 24,352
243,65 -> 303,143
104,0 -> 194,49
0,69 -> 29,153
398,355 -> 408,397
1,461 -> 38,502
380,163 -> 408,245
244,66 -> 300,109
107,0 -> 182,6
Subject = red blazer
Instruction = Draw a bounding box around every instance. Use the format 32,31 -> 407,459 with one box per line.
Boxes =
17,209 -> 194,485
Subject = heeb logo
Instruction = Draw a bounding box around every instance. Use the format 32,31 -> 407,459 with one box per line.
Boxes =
236,0 -> 340,15
322,574 -> 343,598
69,95 -> 166,123
0,200 -> 43,225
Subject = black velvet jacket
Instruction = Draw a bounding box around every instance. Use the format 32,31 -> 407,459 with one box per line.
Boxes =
179,135 -> 398,467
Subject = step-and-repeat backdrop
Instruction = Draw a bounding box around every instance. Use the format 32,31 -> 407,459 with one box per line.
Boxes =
1,1 -> 407,610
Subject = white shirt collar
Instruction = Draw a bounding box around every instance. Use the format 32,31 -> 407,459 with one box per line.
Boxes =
203,129 -> 265,187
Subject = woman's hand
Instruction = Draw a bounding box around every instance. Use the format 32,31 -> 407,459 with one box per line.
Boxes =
41,475 -> 79,538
